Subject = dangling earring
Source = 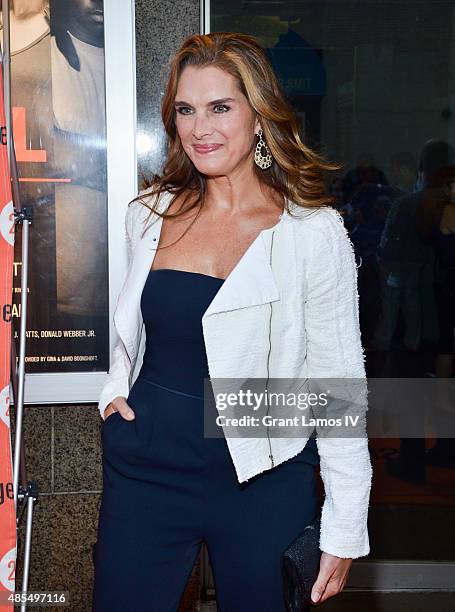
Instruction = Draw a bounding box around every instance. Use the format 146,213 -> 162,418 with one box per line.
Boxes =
254,128 -> 273,169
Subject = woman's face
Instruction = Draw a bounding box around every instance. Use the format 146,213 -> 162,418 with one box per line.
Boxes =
174,65 -> 260,177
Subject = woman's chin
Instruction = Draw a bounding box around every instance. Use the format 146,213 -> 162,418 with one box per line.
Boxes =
192,163 -> 229,177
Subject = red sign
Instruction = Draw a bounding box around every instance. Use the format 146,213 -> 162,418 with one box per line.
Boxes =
0,59 -> 17,609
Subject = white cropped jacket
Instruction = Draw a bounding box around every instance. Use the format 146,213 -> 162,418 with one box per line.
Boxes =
98,188 -> 372,559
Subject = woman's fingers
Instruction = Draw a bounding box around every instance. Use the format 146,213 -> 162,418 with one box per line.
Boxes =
311,553 -> 352,604
104,396 -> 135,421
113,396 -> 135,420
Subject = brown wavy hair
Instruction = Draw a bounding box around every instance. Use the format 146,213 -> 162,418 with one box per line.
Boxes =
132,32 -> 340,230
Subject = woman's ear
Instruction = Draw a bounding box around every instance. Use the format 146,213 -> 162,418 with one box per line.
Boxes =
254,117 -> 261,136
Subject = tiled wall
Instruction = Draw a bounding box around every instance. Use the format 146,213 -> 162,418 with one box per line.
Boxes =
14,2 -> 200,610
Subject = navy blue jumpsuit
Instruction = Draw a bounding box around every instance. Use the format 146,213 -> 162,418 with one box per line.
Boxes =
92,269 -> 320,612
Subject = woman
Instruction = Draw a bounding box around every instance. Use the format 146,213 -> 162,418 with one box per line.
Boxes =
92,32 -> 372,612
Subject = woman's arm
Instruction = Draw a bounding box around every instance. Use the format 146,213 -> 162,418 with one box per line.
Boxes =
303,208 -> 372,560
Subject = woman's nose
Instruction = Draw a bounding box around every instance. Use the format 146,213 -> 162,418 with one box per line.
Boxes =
192,114 -> 214,139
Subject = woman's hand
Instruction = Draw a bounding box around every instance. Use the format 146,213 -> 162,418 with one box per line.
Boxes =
103,396 -> 135,422
311,552 -> 352,605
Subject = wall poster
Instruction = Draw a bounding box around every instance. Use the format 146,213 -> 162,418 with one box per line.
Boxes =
2,0 -> 137,403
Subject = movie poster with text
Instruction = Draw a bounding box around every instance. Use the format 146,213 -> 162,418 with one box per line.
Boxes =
9,0 -> 108,374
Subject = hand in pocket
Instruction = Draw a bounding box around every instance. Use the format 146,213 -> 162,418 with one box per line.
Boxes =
103,396 -> 135,423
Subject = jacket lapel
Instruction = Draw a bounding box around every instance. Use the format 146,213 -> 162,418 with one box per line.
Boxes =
202,228 -> 281,318
114,194 -> 285,363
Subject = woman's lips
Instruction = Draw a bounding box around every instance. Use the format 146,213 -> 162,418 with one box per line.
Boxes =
192,144 -> 223,154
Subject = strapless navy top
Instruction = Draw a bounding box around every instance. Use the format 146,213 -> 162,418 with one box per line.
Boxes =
139,269 -> 225,397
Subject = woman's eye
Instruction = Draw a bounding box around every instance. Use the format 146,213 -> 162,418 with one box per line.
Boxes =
175,105 -> 230,115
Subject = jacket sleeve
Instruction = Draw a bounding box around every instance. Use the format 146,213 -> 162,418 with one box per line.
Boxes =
97,202 -> 137,421
303,208 -> 372,559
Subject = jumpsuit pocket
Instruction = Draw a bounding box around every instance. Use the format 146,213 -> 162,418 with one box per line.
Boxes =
102,410 -> 121,429
101,411 -> 124,449
101,378 -> 159,464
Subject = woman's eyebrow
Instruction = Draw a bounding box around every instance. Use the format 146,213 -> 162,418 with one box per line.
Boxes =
174,97 -> 236,106
206,97 -> 236,105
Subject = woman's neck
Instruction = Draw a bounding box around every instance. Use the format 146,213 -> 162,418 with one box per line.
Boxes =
204,168 -> 282,215
4,10 -> 48,54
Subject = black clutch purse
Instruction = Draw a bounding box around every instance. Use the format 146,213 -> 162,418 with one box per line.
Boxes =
281,509 -> 322,612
